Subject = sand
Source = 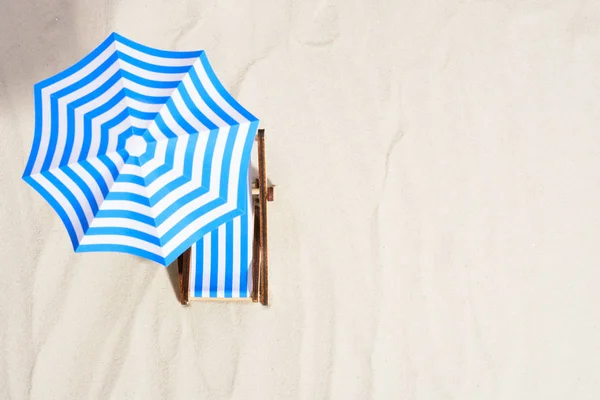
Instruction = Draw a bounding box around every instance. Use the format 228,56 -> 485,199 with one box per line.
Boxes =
2,0 -> 600,398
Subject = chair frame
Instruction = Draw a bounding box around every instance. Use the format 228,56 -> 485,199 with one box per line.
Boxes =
177,129 -> 274,306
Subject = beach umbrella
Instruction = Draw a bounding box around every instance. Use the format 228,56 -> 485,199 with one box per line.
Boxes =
22,32 -> 259,266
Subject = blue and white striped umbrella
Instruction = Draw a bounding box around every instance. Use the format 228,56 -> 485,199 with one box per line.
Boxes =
22,33 -> 259,266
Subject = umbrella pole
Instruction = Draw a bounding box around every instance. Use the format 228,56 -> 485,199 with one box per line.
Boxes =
257,129 -> 269,306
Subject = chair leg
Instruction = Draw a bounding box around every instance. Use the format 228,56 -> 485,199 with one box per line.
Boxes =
178,247 -> 191,305
257,129 -> 269,306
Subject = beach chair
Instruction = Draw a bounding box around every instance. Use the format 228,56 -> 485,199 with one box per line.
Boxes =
176,129 -> 274,305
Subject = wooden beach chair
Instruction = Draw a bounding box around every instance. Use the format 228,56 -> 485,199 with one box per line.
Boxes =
176,129 -> 274,306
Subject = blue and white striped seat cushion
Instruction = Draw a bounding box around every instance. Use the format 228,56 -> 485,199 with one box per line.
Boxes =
188,172 -> 254,298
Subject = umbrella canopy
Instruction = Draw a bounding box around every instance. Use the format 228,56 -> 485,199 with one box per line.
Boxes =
22,33 -> 259,266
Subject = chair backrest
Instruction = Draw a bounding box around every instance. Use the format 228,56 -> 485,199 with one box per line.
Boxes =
188,173 -> 254,299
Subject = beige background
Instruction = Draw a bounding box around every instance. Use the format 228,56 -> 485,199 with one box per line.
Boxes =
2,0 -> 600,399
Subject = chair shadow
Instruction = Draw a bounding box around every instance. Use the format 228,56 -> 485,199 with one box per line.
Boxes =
166,258 -> 181,303
251,164 -> 275,187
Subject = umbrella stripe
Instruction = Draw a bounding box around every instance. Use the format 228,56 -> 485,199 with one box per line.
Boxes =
48,164 -> 101,232
124,82 -> 174,100
114,173 -> 147,186
86,226 -> 162,246
158,103 -> 196,138
95,209 -> 155,226
129,109 -> 160,123
152,114 -> 178,139
120,70 -> 180,89
123,98 -> 164,114
89,155 -> 118,187
99,110 -> 130,155
165,99 -> 198,134
62,164 -> 100,214
43,171 -> 91,232
99,153 -> 121,180
57,166 -> 99,220
33,173 -> 85,242
90,216 -> 159,235
78,159 -> 109,198
70,162 -> 105,207
116,51 -> 193,74
105,192 -> 152,207
187,66 -> 236,126
177,82 -> 220,130
123,88 -> 170,104
171,89 -> 214,132
78,235 -> 164,258
76,243 -> 165,264
117,58 -> 188,82
24,176 -> 80,247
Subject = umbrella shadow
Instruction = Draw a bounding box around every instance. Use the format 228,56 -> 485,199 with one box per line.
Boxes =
250,163 -> 275,187
1,2 -> 78,97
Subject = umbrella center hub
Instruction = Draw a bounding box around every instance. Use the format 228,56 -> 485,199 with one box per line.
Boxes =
125,135 -> 148,157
